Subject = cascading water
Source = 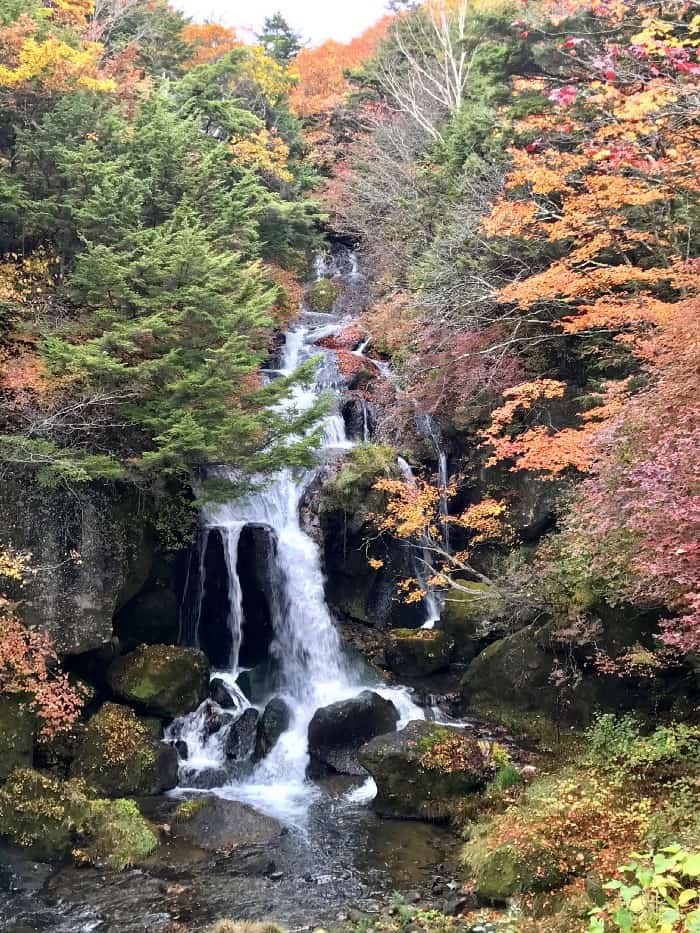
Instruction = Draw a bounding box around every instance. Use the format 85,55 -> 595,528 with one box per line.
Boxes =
415,413 -> 451,554
168,248 -> 423,822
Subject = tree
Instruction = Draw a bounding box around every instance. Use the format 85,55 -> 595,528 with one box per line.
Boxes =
0,548 -> 84,738
257,12 -> 303,65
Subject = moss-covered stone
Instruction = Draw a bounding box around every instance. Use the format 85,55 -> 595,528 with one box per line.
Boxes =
81,798 -> 158,870
0,695 -> 35,781
306,278 -> 340,312
0,767 -> 92,860
359,720 -> 490,820
442,582 -> 506,662
385,629 -> 454,678
0,767 -> 158,868
107,644 -> 209,717
71,702 -> 177,797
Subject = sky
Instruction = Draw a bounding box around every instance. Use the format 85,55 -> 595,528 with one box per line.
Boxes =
173,0 -> 389,45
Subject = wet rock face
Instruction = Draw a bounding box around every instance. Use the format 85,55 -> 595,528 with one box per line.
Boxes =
385,630 -> 455,679
0,475 -> 155,655
70,702 -> 177,797
225,708 -> 260,761
308,690 -> 399,776
0,696 -> 35,781
256,697 -> 292,760
359,720 -> 490,821
171,796 -> 284,851
108,644 -> 210,718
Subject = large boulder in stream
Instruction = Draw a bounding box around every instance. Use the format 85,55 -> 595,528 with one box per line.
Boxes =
385,629 -> 454,678
359,720 -> 491,821
71,702 -> 177,796
308,690 -> 399,776
108,644 -> 209,718
225,708 -> 260,761
172,796 -> 284,852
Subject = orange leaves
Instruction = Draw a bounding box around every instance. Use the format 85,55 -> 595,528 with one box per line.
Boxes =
290,16 -> 391,119
180,23 -> 240,70
372,476 -> 441,541
0,549 -> 84,738
458,498 -> 514,549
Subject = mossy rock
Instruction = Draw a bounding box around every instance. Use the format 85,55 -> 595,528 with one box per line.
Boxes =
0,695 -> 35,781
442,582 -> 506,662
464,839 -> 587,902
359,720 -> 490,820
108,644 -> 209,717
385,629 -> 454,678
71,702 -> 177,797
81,798 -> 158,870
0,767 -> 158,868
306,279 -> 340,312
0,767 -> 93,860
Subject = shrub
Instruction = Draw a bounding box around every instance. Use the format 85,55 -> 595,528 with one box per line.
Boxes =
588,845 -> 700,932
586,715 -> 700,783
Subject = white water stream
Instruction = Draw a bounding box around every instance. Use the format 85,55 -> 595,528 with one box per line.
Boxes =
168,250 -> 429,823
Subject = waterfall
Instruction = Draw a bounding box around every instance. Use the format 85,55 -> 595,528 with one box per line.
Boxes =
169,248 -> 424,822
415,414 -> 451,554
396,457 -> 442,628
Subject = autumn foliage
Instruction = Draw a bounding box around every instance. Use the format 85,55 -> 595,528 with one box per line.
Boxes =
0,549 -> 84,738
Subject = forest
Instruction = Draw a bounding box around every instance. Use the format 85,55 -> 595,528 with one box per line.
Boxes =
0,1 -> 698,932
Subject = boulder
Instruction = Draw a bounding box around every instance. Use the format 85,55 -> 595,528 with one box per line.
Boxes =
210,678 -> 238,709
464,838 -> 589,902
358,720 -> 490,820
108,644 -> 209,718
0,768 -> 157,868
71,702 -> 177,796
172,796 -> 283,851
385,630 -> 454,678
0,696 -> 35,781
306,278 -> 340,313
225,708 -> 259,761
237,660 -> 279,705
308,690 -> 399,776
255,697 -> 292,760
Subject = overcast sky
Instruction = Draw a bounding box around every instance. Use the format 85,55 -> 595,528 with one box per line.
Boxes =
173,1 -> 389,45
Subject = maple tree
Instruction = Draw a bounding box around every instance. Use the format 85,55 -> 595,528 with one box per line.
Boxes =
0,548 -> 84,738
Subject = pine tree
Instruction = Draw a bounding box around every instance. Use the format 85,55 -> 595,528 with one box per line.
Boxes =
257,12 -> 303,65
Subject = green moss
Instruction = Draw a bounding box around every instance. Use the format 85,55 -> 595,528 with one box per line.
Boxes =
0,768 -> 93,860
82,798 -> 158,870
0,767 -> 158,868
306,278 -> 340,312
71,702 -> 167,797
107,644 -> 209,717
174,797 -> 209,822
321,444 -> 398,517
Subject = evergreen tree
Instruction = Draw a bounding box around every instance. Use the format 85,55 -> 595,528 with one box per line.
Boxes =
257,12 -> 303,65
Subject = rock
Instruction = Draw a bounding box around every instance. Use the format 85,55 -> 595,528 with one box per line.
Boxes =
306,279 -> 340,313
308,690 -> 399,776
210,678 -> 238,709
200,700 -> 235,737
0,696 -> 35,781
0,475 -> 155,654
225,708 -> 259,761
358,720 -> 490,820
171,796 -> 283,851
385,629 -> 454,678
174,739 -> 188,759
237,660 -> 279,704
442,582 -> 506,663
465,841 -> 585,902
255,697 -> 292,759
108,644 -> 209,718
0,768 -> 157,868
71,702 -> 178,796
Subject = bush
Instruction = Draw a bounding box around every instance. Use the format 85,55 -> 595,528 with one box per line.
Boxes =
586,714 -> 700,783
588,845 -> 700,932
321,444 -> 397,515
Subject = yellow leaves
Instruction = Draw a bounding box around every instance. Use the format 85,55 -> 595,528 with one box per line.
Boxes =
458,499 -> 513,549
241,45 -> 293,104
0,33 -> 113,94
368,557 -> 384,570
230,128 -> 293,183
0,548 -> 31,585
50,0 -> 95,26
